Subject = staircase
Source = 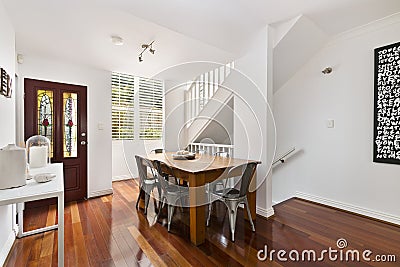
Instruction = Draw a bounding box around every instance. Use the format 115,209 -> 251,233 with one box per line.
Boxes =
182,15 -> 327,153
184,62 -> 235,146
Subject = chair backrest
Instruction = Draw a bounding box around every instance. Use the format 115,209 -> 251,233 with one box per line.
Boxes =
135,155 -> 157,184
226,162 -> 257,197
153,160 -> 173,191
214,151 -> 229,158
151,148 -> 164,154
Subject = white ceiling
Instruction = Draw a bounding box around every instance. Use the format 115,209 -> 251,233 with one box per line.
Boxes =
3,0 -> 400,79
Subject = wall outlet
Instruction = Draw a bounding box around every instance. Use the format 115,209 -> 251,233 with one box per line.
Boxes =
326,119 -> 334,128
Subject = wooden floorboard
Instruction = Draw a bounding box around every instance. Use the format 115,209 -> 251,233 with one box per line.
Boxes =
5,179 -> 400,266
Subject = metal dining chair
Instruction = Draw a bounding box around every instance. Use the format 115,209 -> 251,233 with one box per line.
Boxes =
153,160 -> 189,232
206,151 -> 230,210
206,162 -> 257,242
135,155 -> 161,215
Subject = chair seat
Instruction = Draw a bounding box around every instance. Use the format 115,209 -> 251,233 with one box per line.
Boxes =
213,188 -> 240,199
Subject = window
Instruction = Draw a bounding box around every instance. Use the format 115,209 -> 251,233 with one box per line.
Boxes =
138,77 -> 163,140
112,72 -> 164,140
112,72 -> 135,140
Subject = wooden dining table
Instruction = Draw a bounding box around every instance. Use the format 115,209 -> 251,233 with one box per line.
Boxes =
142,152 -> 261,246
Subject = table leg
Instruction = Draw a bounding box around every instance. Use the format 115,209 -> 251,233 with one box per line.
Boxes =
58,193 -> 64,267
244,170 -> 257,221
188,173 -> 206,246
17,203 -> 24,238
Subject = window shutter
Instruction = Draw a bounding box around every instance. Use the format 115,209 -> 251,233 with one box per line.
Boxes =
111,72 -> 135,140
138,77 -> 163,140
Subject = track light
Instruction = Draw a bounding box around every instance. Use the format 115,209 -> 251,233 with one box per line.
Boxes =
138,40 -> 155,62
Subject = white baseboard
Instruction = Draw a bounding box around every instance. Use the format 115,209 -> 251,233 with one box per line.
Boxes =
296,192 -> 400,226
256,206 -> 275,219
88,188 -> 113,198
112,175 -> 132,182
0,231 -> 15,266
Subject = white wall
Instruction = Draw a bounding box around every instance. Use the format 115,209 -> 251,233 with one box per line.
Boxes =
112,139 -> 162,180
164,80 -> 186,151
224,26 -> 275,217
0,1 -> 16,264
17,56 -> 112,197
273,14 -> 400,224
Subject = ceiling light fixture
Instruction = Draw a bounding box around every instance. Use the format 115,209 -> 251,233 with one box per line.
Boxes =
111,35 -> 124,46
138,40 -> 155,62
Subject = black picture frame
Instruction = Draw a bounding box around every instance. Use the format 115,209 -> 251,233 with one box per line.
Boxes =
0,68 -> 12,98
0,68 -> 7,96
373,41 -> 400,164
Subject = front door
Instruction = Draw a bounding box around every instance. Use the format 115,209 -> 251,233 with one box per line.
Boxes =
24,78 -> 88,202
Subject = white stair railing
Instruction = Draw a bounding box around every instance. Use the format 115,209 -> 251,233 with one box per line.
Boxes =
185,62 -> 234,126
187,142 -> 234,157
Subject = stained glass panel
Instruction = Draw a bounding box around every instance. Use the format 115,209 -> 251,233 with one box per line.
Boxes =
63,92 -> 78,158
37,89 -> 54,158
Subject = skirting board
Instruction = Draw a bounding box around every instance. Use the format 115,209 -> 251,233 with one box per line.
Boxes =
296,192 -> 400,226
256,206 -> 275,219
88,188 -> 113,198
112,175 -> 132,182
0,231 -> 15,266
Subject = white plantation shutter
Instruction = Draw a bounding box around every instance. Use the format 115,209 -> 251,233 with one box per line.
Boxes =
112,72 -> 135,140
138,77 -> 163,140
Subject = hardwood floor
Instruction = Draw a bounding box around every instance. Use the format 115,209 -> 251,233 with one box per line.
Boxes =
5,179 -> 400,266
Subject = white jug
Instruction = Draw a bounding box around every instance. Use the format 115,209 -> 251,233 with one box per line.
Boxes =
0,144 -> 27,189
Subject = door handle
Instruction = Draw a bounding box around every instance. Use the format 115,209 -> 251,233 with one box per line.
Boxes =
81,141 -> 87,145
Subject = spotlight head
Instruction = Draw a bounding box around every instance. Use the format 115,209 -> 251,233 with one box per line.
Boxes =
141,44 -> 149,49
149,48 -> 155,54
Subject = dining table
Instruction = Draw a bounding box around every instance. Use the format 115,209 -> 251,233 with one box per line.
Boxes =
142,152 -> 261,246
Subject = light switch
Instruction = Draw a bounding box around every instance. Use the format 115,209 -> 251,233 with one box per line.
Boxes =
98,123 -> 104,130
326,119 -> 335,128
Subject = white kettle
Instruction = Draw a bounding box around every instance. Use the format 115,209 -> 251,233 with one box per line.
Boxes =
0,144 -> 27,189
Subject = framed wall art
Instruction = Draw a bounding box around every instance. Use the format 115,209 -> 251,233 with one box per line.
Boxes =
374,41 -> 400,164
0,67 -> 12,98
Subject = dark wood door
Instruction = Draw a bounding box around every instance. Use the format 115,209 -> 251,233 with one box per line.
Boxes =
24,78 -> 87,202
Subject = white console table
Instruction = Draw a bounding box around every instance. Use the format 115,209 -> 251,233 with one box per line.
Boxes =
0,163 -> 64,266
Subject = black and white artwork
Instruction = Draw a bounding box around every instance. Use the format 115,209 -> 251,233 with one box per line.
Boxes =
374,41 -> 400,164
0,67 -> 12,98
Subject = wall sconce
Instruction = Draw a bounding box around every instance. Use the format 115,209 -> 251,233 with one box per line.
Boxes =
322,67 -> 333,74
138,40 -> 155,62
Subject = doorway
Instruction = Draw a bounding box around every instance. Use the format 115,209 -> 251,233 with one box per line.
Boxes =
24,78 -> 88,202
